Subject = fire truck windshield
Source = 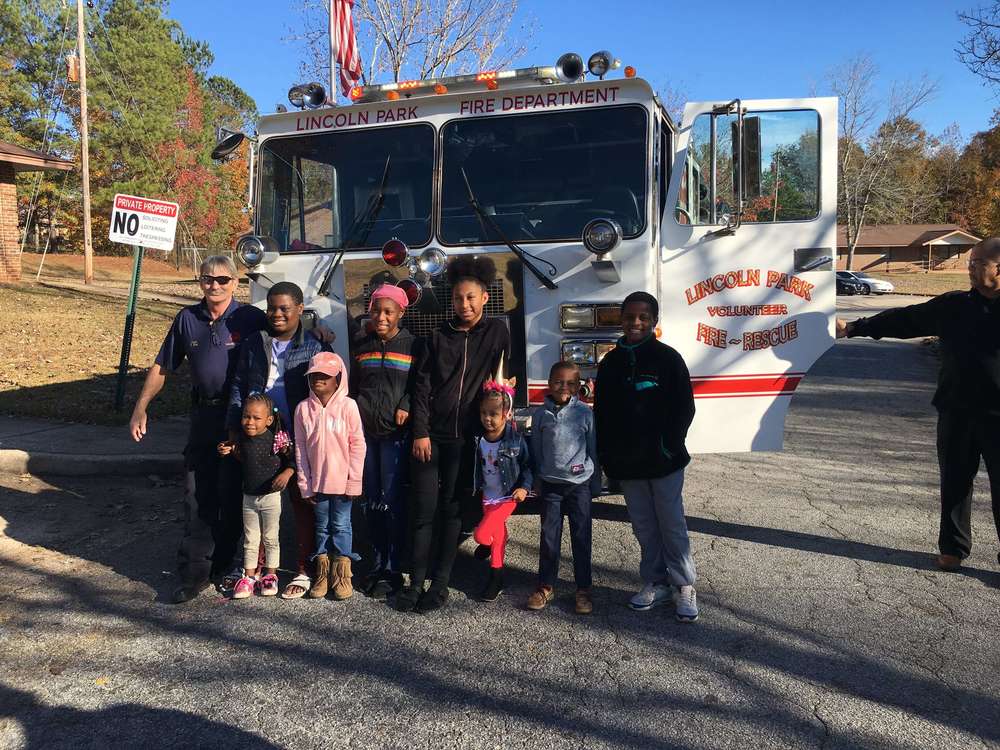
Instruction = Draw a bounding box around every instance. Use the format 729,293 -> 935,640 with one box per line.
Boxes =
440,105 -> 648,245
257,123 -> 434,252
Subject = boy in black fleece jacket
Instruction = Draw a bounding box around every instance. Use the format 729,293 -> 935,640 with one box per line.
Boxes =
594,291 -> 699,622
350,284 -> 421,598
397,256 -> 510,614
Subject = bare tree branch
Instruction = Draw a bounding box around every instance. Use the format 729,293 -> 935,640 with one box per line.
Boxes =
827,55 -> 938,269
958,3 -> 1000,87
288,0 -> 533,91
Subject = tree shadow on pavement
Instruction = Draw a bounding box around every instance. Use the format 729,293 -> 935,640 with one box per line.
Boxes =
0,682 -> 281,750
3,554 -> 999,749
590,503 -> 999,587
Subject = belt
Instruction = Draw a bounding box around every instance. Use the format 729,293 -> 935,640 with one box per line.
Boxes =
192,395 -> 226,407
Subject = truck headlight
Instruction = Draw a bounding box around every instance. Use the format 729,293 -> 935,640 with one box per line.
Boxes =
560,305 -> 595,330
582,218 -> 622,255
235,234 -> 278,268
561,340 -> 597,365
595,341 -> 616,362
594,305 -> 622,329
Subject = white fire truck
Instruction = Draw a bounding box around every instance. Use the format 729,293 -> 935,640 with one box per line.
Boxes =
220,51 -> 837,454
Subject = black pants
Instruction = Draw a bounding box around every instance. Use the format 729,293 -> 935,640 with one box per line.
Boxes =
408,438 -> 472,589
937,409 -> 1000,559
177,406 -> 243,588
538,480 -> 593,589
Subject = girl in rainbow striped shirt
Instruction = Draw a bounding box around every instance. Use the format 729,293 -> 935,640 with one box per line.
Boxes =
349,284 -> 421,599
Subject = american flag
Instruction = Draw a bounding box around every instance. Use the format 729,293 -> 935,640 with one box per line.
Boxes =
330,0 -> 362,98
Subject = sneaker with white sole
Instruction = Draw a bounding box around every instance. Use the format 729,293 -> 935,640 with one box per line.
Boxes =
673,585 -> 699,622
231,576 -> 257,600
628,583 -> 671,611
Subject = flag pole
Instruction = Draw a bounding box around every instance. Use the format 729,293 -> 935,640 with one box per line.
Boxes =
329,0 -> 337,104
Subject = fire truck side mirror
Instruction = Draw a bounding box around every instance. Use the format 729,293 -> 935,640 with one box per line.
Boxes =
731,116 -> 762,199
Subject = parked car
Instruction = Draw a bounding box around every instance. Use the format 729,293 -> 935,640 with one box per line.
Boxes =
836,275 -> 867,296
836,270 -> 894,295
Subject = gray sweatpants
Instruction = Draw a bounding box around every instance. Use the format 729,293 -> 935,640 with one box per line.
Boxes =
621,469 -> 696,588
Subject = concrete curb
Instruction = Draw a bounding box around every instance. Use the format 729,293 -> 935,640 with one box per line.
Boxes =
0,449 -> 183,477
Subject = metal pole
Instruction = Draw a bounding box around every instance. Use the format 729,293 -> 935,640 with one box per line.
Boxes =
77,0 -> 94,284
114,245 -> 144,411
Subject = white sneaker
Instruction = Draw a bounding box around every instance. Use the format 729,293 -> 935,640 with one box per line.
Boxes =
673,585 -> 699,622
628,583 -> 671,611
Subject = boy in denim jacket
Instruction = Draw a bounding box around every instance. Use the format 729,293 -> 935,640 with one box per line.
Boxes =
528,361 -> 601,615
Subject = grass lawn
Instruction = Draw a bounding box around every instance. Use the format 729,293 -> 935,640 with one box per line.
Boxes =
0,283 -> 191,425
868,272 -> 969,297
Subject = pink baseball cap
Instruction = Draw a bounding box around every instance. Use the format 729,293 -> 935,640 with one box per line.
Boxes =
368,283 -> 410,313
306,351 -> 343,378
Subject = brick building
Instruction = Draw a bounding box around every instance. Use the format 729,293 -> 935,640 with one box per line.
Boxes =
0,141 -> 73,282
837,224 -> 981,272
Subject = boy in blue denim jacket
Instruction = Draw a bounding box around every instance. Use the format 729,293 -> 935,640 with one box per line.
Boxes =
528,361 -> 601,615
471,381 -> 533,602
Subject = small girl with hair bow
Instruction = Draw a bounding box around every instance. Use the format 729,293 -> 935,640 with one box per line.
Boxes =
217,391 -> 294,599
472,379 -> 534,602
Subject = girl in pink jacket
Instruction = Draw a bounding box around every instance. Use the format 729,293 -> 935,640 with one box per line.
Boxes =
294,352 -> 367,601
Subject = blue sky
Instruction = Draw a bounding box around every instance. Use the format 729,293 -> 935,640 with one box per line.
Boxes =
168,0 -> 996,141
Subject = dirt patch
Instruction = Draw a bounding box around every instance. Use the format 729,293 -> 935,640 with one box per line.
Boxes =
0,283 -> 192,424
21,252 -> 196,284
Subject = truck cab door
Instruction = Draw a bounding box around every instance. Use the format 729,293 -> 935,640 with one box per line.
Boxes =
660,97 -> 838,453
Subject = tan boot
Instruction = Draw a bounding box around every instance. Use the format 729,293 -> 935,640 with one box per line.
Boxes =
332,556 -> 354,600
308,554 -> 330,598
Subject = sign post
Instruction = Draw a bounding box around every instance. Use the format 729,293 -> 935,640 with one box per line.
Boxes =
109,193 -> 179,412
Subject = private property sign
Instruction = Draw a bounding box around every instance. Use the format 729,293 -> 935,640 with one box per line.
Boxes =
108,194 -> 179,252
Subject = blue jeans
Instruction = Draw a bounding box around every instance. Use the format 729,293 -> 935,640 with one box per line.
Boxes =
362,433 -> 409,575
538,481 -> 593,589
313,494 -> 360,561
621,469 -> 696,587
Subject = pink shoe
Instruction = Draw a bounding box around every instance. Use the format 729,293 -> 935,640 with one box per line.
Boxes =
232,576 -> 257,599
259,573 -> 279,597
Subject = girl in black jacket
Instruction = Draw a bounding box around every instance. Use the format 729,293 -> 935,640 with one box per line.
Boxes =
396,256 -> 510,613
350,284 -> 420,599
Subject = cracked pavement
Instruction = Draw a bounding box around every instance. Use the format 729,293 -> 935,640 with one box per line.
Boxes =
1,296 -> 998,749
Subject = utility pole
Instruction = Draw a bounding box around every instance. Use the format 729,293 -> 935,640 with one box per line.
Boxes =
77,0 -> 94,284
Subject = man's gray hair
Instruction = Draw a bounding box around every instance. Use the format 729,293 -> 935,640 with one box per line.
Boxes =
200,255 -> 238,277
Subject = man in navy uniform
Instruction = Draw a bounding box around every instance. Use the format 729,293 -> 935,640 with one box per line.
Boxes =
129,255 -> 331,603
838,238 -> 1000,572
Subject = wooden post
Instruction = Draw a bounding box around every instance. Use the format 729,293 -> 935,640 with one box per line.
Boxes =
77,0 -> 94,284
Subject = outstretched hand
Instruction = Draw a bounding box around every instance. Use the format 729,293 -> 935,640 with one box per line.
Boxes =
835,318 -> 850,339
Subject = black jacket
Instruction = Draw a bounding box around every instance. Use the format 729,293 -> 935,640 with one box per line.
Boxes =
411,316 -> 510,441
594,335 -> 695,479
349,329 -> 420,438
849,289 -> 1000,415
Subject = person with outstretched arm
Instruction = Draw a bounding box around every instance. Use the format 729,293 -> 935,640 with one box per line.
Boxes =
836,238 -> 1000,572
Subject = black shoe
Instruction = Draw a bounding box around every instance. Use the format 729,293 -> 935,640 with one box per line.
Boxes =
361,572 -> 383,596
473,544 -> 492,561
479,570 -> 503,602
394,585 -> 421,612
416,585 -> 449,613
170,581 -> 210,604
368,578 -> 394,601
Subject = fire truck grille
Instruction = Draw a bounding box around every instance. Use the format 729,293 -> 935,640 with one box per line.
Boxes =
362,278 -> 507,337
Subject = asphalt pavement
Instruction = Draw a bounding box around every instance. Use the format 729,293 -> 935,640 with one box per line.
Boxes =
0,295 -> 997,749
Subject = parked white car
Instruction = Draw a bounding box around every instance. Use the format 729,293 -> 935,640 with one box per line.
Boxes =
836,271 -> 894,295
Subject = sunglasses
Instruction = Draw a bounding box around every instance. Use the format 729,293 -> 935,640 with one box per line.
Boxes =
199,274 -> 235,286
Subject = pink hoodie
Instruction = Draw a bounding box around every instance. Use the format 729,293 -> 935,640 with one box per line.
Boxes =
294,353 -> 367,497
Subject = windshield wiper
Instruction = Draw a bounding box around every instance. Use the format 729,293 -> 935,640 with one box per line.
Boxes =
318,156 -> 391,297
459,167 -> 557,290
